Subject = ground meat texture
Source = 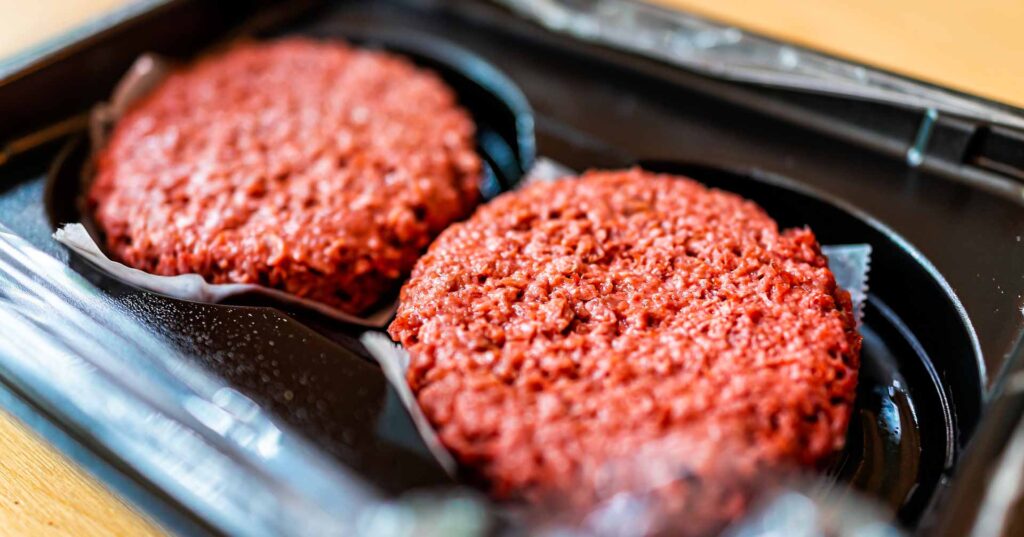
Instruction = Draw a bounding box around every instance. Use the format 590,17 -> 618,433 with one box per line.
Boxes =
390,169 -> 861,505
89,39 -> 481,314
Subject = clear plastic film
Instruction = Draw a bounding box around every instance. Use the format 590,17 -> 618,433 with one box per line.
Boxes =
496,0 -> 1024,132
1,223 -> 379,536
7,218 -> 502,535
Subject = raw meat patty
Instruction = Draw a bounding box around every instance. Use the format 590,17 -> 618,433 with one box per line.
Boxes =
90,38 -> 481,313
389,168 -> 860,506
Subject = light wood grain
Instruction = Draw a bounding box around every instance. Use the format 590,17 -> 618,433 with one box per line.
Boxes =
0,0 -> 135,60
0,409 -> 162,536
653,0 -> 1024,108
0,1 -> 1022,535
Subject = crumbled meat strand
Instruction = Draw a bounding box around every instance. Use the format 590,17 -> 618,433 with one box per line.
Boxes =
390,168 -> 861,505
90,38 -> 481,314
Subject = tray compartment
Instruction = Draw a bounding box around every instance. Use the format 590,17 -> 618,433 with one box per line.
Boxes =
0,0 -> 1015,533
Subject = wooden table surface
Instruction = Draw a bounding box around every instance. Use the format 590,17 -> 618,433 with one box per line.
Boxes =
0,0 -> 1021,535
661,0 -> 1024,109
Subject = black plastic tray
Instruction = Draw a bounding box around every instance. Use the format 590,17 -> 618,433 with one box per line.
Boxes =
2,1 -> 1023,535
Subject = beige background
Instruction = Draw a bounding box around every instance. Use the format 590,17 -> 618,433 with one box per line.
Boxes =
0,0 -> 133,60
0,0 -> 1020,535
657,0 -> 1024,108
0,414 -> 161,535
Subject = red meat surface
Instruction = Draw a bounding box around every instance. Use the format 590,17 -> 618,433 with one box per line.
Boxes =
90,38 -> 481,314
390,169 -> 861,508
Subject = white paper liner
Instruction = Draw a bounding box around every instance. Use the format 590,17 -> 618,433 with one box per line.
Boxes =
820,243 -> 872,325
90,54 -> 171,150
361,332 -> 457,476
53,224 -> 395,327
